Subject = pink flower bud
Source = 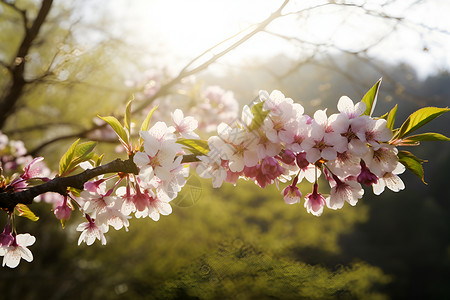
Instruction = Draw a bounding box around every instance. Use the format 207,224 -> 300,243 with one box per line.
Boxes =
54,204 -> 72,221
0,224 -> 14,247
280,149 -> 296,165
296,152 -> 309,169
357,161 -> 378,186
282,185 -> 302,204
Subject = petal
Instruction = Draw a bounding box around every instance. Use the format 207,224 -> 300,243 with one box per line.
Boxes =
337,96 -> 354,115
372,180 -> 385,195
133,152 -> 150,166
4,248 -> 21,268
384,173 -> 405,192
16,233 -> 36,247
172,109 -> 184,125
19,247 -> 33,262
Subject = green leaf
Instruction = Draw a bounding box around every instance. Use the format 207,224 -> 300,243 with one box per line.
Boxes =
60,219 -> 66,229
124,97 -> 133,132
386,104 -> 398,130
248,102 -> 269,131
92,153 -> 104,167
396,107 -> 450,139
15,204 -> 39,221
402,132 -> 450,142
361,78 -> 382,116
98,115 -> 129,144
68,141 -> 97,170
379,112 -> 388,120
69,187 -> 82,197
140,105 -> 158,133
397,150 -> 427,184
59,139 -> 80,175
177,139 -> 210,156
59,140 -> 97,176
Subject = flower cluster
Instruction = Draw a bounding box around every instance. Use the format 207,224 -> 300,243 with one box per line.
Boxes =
196,90 -> 405,216
2,82 -> 447,268
75,111 -> 193,246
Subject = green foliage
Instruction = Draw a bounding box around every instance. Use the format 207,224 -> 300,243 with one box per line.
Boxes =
397,150 -> 427,184
140,106 -> 158,133
248,102 -> 269,131
98,115 -> 129,145
14,204 -> 39,222
59,139 -> 97,176
401,132 -> 450,142
177,139 -> 210,156
395,107 -> 450,139
124,98 -> 133,133
158,245 -> 390,299
361,78 -> 382,116
386,104 -> 398,130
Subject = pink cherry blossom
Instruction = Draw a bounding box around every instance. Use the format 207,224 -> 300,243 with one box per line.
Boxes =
304,183 -> 326,216
77,215 -> 107,246
363,145 -> 399,177
134,122 -> 182,181
326,151 -> 361,178
327,175 -> 364,210
372,162 -> 406,195
196,154 -> 227,188
0,233 -> 36,268
352,116 -> 393,150
171,109 -> 199,139
209,123 -> 259,172
302,109 -> 347,163
337,96 -> 366,119
282,184 -> 302,204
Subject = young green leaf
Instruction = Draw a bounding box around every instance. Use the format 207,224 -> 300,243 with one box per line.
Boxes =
397,150 -> 427,184
177,139 -> 210,156
59,139 -> 80,175
379,112 -> 389,120
98,115 -> 129,144
59,140 -> 97,176
124,97 -> 133,132
396,107 -> 449,139
15,204 -> 39,221
92,153 -> 104,167
401,132 -> 450,142
386,104 -> 398,130
140,105 -> 159,133
68,141 -> 97,170
248,102 -> 269,131
361,78 -> 382,116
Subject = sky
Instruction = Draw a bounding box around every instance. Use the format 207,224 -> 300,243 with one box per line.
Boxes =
100,0 -> 450,78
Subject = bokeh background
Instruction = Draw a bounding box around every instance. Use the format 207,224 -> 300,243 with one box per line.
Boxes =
1,0 -> 450,299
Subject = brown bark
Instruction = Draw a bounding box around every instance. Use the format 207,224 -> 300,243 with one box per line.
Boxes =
0,0 -> 54,129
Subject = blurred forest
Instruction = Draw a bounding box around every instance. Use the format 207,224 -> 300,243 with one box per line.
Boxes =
1,0 -> 450,299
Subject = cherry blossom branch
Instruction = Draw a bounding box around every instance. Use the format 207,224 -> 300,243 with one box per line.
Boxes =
0,152 -> 200,212
0,157 -> 139,212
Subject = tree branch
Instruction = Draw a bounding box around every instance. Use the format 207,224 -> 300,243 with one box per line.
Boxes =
0,157 -> 139,212
0,153 -> 200,212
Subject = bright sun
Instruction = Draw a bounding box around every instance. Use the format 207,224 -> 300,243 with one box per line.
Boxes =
113,0 -> 283,63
